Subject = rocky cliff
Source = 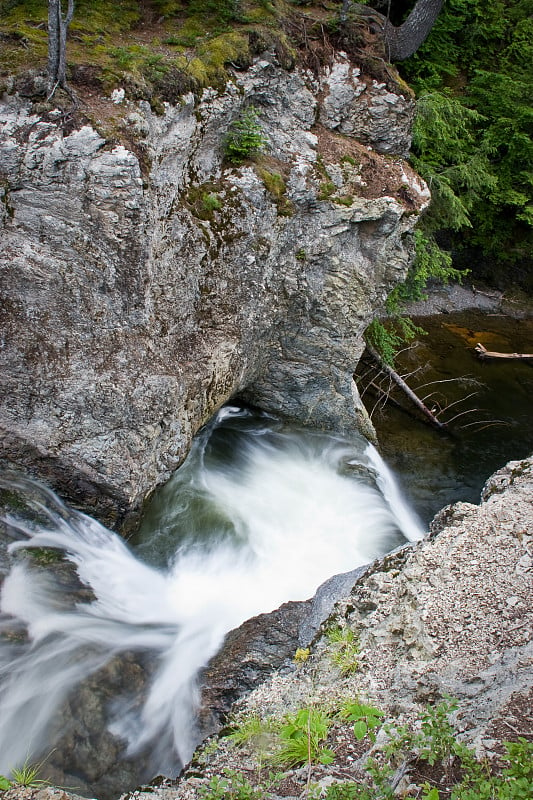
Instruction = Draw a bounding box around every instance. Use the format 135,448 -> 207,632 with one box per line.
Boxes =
0,53 -> 428,524
122,455 -> 533,800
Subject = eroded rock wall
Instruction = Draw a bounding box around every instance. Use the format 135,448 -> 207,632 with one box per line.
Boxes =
0,54 -> 428,522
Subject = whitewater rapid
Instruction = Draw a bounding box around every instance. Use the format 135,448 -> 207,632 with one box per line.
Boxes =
0,406 -> 423,783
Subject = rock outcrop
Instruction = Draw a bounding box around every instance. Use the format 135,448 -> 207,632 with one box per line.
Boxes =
118,454 -> 533,800
0,53 -> 428,524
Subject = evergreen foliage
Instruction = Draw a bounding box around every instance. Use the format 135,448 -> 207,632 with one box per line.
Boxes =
364,0 -> 532,362
224,108 -> 267,164
397,0 -> 533,283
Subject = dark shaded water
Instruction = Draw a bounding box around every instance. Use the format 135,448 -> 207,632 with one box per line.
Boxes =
359,311 -> 533,524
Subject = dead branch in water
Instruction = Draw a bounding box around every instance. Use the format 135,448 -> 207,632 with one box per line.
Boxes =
475,343 -> 533,360
365,343 -> 448,431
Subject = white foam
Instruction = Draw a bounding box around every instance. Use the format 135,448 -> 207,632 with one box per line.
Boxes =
0,410 -> 424,777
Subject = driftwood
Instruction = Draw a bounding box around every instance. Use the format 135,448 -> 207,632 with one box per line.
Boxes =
366,343 -> 447,431
475,343 -> 533,361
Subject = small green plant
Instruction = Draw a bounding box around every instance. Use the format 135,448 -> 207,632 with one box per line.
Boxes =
339,701 -> 385,742
294,647 -> 310,663
110,45 -> 137,70
363,757 -> 396,800
196,736 -> 220,764
326,625 -> 360,675
24,546 -> 64,566
199,769 -> 263,800
272,707 -> 335,767
324,782 -> 360,800
256,166 -> 294,215
0,775 -> 12,790
202,192 -> 222,213
421,789 -> 440,800
416,696 -> 460,766
295,248 -> 307,261
258,169 -> 285,198
187,182 -> 225,220
365,316 -> 425,367
9,758 -> 49,788
318,180 -> 336,200
228,714 -> 278,749
224,108 -> 266,165
334,195 -> 354,206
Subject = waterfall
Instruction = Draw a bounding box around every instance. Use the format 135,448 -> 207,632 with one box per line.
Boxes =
364,442 -> 424,543
0,406 -> 424,786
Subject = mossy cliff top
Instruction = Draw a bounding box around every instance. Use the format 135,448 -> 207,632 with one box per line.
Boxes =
0,0 -> 411,109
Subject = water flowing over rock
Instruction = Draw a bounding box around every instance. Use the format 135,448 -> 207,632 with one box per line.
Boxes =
0,54 -> 428,524
0,411 -> 420,798
124,454 -> 533,800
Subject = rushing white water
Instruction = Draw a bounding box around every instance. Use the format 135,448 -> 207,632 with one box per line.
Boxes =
0,406 -> 423,783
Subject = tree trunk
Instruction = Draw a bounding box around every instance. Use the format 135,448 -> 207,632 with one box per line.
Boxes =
475,343 -> 533,361
47,0 -> 60,86
341,1 -> 444,62
366,343 -> 448,431
383,0 -> 444,61
47,0 -> 75,93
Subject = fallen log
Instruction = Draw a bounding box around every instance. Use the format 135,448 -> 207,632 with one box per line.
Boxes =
366,343 -> 448,431
475,343 -> 533,361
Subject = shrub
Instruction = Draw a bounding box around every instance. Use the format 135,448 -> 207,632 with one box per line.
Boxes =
224,108 -> 266,164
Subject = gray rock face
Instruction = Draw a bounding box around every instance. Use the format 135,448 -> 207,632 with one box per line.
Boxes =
198,599 -> 312,741
318,55 -> 415,156
0,56 -> 427,523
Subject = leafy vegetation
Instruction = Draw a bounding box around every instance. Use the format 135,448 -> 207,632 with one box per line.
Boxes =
256,164 -> 294,215
272,706 -> 335,767
294,646 -> 310,662
0,756 -> 50,790
215,696 -> 533,800
359,0 -> 532,362
199,769 -> 265,800
365,314 -> 426,367
227,714 -> 279,751
338,700 -> 384,742
326,625 -> 360,676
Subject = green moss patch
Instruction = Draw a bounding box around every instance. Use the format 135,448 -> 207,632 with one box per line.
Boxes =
0,1 -> 407,110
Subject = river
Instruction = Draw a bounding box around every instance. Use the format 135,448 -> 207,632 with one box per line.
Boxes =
357,310 -> 533,523
0,310 -> 531,798
0,407 -> 422,797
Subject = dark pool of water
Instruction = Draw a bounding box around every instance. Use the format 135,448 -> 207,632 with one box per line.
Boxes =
358,311 -> 533,525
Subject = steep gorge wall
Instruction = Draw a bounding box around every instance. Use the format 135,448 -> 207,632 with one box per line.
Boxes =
0,54 -> 429,523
